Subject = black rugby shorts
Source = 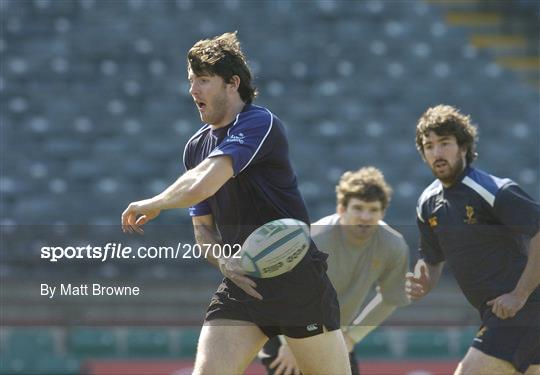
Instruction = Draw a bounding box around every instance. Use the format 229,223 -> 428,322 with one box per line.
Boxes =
204,250 -> 340,339
472,301 -> 540,373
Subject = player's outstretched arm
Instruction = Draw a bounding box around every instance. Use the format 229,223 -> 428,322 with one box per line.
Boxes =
121,156 -> 233,234
405,259 -> 443,300
347,294 -> 397,346
156,156 -> 233,210
487,230 -> 540,319
348,243 -> 410,344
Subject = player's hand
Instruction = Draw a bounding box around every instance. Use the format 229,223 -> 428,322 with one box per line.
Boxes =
486,292 -> 527,319
405,263 -> 431,300
121,199 -> 161,234
342,331 -> 355,353
218,257 -> 263,300
269,344 -> 301,375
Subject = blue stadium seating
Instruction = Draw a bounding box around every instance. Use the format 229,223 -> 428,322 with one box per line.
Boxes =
0,0 -> 537,336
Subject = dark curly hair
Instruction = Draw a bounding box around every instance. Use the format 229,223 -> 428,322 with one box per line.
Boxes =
336,167 -> 393,210
416,105 -> 478,164
187,32 -> 257,104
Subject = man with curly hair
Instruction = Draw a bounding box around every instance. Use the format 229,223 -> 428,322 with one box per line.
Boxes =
121,32 -> 351,375
260,167 -> 410,375
407,105 -> 540,375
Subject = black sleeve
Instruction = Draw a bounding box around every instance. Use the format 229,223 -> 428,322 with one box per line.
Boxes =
417,217 -> 445,265
183,139 -> 194,171
494,183 -> 540,237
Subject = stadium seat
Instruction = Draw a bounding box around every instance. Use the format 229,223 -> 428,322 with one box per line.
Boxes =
126,329 -> 171,357
1,0 -> 538,346
355,329 -> 392,359
0,329 -> 56,373
33,356 -> 80,375
178,328 -> 200,358
459,327 -> 478,356
0,356 -> 32,374
67,328 -> 117,358
5,329 -> 55,359
405,329 -> 450,358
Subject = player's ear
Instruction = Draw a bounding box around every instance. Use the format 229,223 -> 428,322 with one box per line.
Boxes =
460,145 -> 468,159
337,204 -> 346,215
228,75 -> 241,91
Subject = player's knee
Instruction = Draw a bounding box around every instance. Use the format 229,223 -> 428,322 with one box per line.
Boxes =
193,352 -> 224,375
194,352 -> 247,375
193,357 -> 234,375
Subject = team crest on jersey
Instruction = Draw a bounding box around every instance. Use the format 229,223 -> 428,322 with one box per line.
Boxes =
476,326 -> 487,338
473,326 -> 488,343
464,205 -> 477,224
428,216 -> 438,228
226,132 -> 245,144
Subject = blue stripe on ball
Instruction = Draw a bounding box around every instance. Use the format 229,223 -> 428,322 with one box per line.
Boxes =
251,228 -> 305,262
243,252 -> 261,278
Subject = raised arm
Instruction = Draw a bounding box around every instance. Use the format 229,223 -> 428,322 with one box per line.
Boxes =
121,156 -> 233,234
343,293 -> 396,350
345,242 -> 410,348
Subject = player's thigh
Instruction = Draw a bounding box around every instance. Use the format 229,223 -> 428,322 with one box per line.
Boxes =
193,319 -> 268,375
454,347 -> 518,375
285,329 -> 351,375
524,365 -> 540,375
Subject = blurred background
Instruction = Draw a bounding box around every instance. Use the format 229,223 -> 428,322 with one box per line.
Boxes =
1,0 -> 538,374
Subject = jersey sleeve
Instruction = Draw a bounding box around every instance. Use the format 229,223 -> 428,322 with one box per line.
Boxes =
494,183 -> 540,237
378,240 -> 410,306
183,130 -> 212,217
207,110 -> 273,176
416,199 -> 445,265
418,218 -> 445,264
182,129 -> 202,172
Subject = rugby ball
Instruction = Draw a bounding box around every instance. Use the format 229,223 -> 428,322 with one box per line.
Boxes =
240,218 -> 310,278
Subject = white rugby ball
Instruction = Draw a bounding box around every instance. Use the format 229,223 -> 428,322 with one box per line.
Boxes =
240,218 -> 310,278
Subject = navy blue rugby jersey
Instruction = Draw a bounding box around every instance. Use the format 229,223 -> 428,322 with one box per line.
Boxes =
183,104 -> 313,249
416,166 -> 540,312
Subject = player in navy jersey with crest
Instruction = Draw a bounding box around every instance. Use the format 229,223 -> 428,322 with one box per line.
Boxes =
121,32 -> 350,375
406,105 -> 540,375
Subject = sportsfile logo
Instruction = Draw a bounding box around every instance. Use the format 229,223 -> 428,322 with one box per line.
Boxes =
226,132 -> 245,144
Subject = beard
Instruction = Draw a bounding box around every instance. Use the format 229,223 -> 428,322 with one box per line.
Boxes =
201,90 -> 229,126
431,156 -> 465,186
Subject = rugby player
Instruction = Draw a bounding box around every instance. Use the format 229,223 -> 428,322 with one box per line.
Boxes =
407,105 -> 540,375
121,32 -> 351,375
260,167 -> 410,375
